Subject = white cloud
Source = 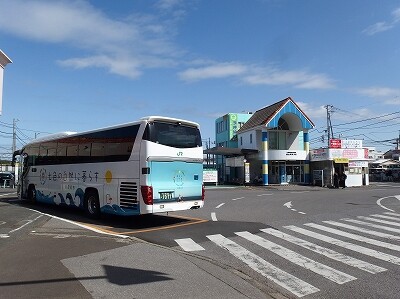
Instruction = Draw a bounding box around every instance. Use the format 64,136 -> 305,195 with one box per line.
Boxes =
178,62 -> 248,81
0,0 -> 181,78
179,62 -> 335,90
244,68 -> 335,89
353,86 -> 400,98
392,8 -> 400,22
296,102 -> 326,119
58,55 -> 143,79
155,0 -> 183,11
363,7 -> 400,35
363,22 -> 393,36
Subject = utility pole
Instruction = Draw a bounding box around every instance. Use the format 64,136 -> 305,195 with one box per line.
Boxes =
12,118 -> 17,157
325,105 -> 334,147
396,130 -> 400,150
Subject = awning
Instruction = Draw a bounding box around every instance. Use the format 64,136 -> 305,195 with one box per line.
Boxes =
204,146 -> 259,157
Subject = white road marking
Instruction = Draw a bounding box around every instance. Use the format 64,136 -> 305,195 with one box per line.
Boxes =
290,191 -> 310,194
232,197 -> 244,201
304,223 -> 400,252
370,214 -> 400,221
0,234 -> 10,238
376,196 -> 396,212
257,193 -> 273,196
384,212 -> 400,217
236,231 -> 356,284
0,192 -> 17,197
322,220 -> 400,241
207,234 -> 319,297
284,201 -> 306,215
215,203 -> 225,209
357,216 -> 400,227
175,238 -> 205,252
284,201 -> 293,208
8,215 -> 43,233
261,228 -> 385,274
26,208 -> 130,238
211,212 -> 218,221
285,225 -> 400,265
0,221 -> 6,226
343,218 -> 400,234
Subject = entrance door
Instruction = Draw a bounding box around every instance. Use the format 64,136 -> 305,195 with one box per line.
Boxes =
293,165 -> 301,183
268,163 -> 280,184
279,163 -> 286,184
286,165 -> 293,183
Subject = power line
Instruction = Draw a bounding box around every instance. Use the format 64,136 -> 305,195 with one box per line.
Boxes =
332,111 -> 400,127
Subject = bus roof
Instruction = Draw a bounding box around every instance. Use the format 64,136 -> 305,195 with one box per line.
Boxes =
140,116 -> 200,128
20,116 -> 200,148
32,132 -> 77,143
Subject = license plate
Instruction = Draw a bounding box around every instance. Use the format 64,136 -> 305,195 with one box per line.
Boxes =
159,192 -> 173,200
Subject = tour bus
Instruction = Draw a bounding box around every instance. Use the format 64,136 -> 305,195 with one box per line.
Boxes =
13,116 -> 205,218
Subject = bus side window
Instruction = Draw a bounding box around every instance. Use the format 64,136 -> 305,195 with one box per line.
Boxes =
66,145 -> 79,163
27,146 -> 39,166
57,144 -> 67,164
78,143 -> 91,163
91,142 -> 105,162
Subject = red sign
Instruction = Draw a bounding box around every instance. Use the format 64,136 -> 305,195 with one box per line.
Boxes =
329,139 -> 342,148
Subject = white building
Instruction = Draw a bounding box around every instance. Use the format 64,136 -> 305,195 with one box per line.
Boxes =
310,139 -> 369,187
236,97 -> 314,185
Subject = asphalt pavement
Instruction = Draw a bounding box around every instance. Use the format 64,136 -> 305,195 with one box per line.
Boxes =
0,189 -> 278,299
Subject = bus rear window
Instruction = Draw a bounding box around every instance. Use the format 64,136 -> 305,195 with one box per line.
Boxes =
143,121 -> 202,148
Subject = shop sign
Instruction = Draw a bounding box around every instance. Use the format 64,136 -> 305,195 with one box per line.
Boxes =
203,169 -> 218,183
342,149 -> 359,158
334,158 -> 349,163
329,148 -> 365,160
329,139 -> 342,148
349,161 -> 368,167
341,139 -> 363,148
310,148 -> 328,161
245,162 -> 250,183
329,139 -> 363,149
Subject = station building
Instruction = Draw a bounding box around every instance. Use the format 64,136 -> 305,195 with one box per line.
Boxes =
213,112 -> 253,183
206,97 -> 314,185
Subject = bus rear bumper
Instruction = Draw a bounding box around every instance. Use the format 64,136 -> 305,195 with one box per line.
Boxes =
149,200 -> 204,214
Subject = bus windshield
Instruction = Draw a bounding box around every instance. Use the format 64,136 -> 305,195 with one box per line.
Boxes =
143,121 -> 202,148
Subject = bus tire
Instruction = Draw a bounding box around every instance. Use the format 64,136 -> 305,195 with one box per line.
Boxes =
27,185 -> 36,203
84,190 -> 101,219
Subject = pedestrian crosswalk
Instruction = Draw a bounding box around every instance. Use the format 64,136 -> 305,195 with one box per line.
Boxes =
174,212 -> 400,297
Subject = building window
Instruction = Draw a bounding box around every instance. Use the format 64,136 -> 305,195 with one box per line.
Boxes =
240,136 -> 243,146
250,133 -> 253,144
268,131 -> 287,150
269,131 -> 277,149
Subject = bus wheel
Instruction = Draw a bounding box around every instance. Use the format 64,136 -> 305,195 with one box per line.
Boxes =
84,190 -> 100,218
27,185 -> 36,203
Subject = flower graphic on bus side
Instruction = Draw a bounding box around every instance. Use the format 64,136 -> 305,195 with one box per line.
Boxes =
40,168 -> 47,185
173,170 -> 185,186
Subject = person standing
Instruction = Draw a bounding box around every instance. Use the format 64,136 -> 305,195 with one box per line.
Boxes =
333,172 -> 339,188
340,172 -> 347,189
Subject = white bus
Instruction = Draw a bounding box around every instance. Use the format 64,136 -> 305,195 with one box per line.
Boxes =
14,116 -> 205,218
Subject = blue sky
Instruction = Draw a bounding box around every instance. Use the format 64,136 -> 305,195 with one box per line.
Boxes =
1,0 -> 400,157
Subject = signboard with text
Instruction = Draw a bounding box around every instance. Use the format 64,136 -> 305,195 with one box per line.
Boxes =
329,139 -> 342,148
203,169 -> 218,183
329,139 -> 363,149
311,148 -> 368,161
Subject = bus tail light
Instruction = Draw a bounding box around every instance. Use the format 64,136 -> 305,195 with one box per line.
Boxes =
141,185 -> 153,205
202,184 -> 205,201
